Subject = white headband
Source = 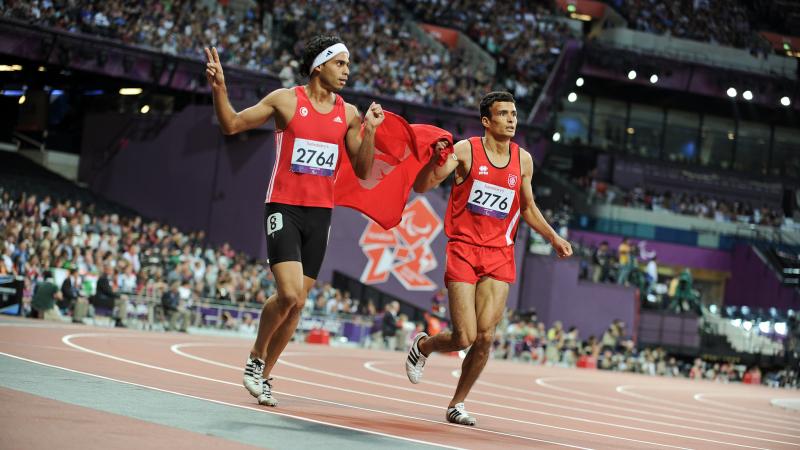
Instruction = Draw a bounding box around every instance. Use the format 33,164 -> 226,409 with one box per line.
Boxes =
309,43 -> 349,75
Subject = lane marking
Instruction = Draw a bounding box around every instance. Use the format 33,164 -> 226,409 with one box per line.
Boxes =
360,360 -> 798,446
617,385 -> 799,427
0,350 -> 464,450
59,334 -> 593,450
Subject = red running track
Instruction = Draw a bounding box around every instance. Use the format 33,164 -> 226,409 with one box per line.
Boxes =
1,319 -> 799,450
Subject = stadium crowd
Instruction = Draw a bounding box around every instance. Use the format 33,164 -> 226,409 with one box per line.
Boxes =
403,0 -> 571,111
575,175 -> 787,228
611,0 -> 774,57
0,0 -> 496,109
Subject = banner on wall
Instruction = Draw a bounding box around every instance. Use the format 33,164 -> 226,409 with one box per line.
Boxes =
419,24 -> 460,49
359,196 -> 442,291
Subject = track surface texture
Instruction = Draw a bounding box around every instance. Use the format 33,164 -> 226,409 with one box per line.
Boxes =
2,318 -> 799,450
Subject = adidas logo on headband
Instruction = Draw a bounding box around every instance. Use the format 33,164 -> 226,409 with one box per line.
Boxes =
310,43 -> 350,75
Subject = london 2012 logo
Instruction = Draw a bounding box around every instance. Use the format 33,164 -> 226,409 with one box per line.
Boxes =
358,197 -> 442,290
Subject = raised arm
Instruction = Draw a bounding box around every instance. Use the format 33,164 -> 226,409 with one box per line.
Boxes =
205,46 -> 284,135
519,150 -> 573,258
344,102 -> 385,180
413,139 -> 469,193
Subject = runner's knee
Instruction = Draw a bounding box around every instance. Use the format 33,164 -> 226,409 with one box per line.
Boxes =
276,292 -> 304,310
472,331 -> 494,351
453,329 -> 476,350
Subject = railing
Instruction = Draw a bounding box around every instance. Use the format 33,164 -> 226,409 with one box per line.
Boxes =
112,293 -> 378,344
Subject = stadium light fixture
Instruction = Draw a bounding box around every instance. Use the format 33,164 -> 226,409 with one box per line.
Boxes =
552,132 -> 561,142
119,88 -> 143,96
567,4 -> 577,12
774,322 -> 787,336
567,92 -> 577,102
38,66 -> 46,72
626,127 -> 635,135
140,105 -> 151,114
780,96 -> 791,106
627,70 -> 637,80
758,321 -> 771,334
649,74 -> 658,84
575,77 -> 584,87
742,90 -> 753,101
18,95 -> 25,105
727,132 -> 735,140
726,87 -> 737,98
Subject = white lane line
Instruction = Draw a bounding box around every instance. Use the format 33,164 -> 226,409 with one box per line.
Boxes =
60,333 -> 591,450
695,393 -> 800,418
0,351 -> 462,450
175,342 -> 754,449
533,377 -> 799,433
361,360 -> 798,446
0,340 -> 83,352
172,343 -> 595,450
377,355 -> 800,438
618,385 -> 799,427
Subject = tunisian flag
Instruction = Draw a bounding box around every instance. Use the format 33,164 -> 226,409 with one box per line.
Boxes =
334,111 -> 452,229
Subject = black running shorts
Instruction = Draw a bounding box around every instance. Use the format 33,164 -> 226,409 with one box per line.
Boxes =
263,202 -> 332,279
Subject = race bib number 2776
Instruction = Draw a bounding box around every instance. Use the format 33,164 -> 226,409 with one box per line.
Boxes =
290,138 -> 339,177
467,180 -> 514,219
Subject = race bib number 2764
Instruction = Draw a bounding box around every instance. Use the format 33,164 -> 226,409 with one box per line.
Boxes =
290,138 -> 339,177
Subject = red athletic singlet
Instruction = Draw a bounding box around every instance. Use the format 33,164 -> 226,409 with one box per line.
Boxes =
445,137 -> 522,248
265,86 -> 348,208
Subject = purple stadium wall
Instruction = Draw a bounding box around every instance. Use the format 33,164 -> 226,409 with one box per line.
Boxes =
725,245 -> 800,310
569,229 -> 732,272
84,105 -> 273,259
517,255 -> 638,341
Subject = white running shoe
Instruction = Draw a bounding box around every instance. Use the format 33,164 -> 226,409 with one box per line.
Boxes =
243,355 -> 265,398
405,332 -> 428,384
446,403 -> 476,426
258,376 -> 278,407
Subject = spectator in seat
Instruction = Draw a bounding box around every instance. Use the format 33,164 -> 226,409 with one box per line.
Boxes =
382,301 -> 400,350
592,241 -> 611,283
93,264 -> 127,327
161,281 -> 190,332
31,270 -> 63,321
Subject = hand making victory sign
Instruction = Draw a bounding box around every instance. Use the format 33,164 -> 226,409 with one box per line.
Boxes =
204,46 -> 225,90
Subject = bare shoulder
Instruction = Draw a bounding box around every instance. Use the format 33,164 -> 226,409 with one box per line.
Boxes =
262,87 -> 295,106
453,139 -> 472,159
344,102 -> 360,124
519,147 -> 534,175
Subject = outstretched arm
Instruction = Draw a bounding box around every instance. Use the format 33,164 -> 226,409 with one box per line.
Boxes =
344,102 -> 385,180
413,139 -> 468,193
205,46 -> 281,135
519,150 -> 573,258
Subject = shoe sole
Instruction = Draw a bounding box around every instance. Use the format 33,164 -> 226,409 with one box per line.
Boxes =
258,396 -> 278,407
243,378 -> 261,398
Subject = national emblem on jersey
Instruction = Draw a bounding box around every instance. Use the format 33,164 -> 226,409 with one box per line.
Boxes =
508,174 -> 518,188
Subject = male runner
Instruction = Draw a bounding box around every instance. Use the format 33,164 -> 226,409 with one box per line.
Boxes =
205,35 -> 385,407
406,91 -> 572,425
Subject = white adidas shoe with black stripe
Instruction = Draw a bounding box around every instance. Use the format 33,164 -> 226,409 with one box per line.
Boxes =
447,403 -> 476,426
405,332 -> 428,384
258,376 -> 278,407
243,355 -> 265,398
